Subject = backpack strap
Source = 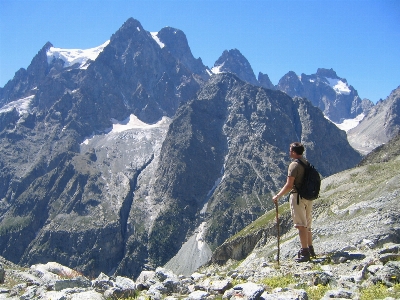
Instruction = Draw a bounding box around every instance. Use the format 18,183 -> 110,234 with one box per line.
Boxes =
294,159 -> 309,205
295,158 -> 309,169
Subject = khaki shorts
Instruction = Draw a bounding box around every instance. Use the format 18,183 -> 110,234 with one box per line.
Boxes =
289,193 -> 313,230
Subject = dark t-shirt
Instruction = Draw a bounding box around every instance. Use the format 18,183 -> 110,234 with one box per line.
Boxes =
287,157 -> 308,193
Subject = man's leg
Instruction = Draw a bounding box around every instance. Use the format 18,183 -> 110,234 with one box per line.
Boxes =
297,226 -> 309,248
296,226 -> 311,262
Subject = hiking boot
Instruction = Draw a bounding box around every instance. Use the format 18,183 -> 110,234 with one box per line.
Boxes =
308,245 -> 316,258
295,248 -> 310,262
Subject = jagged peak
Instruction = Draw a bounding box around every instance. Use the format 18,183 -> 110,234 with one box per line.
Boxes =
121,17 -> 143,30
316,68 -> 339,79
158,26 -> 185,37
212,49 -> 257,85
157,26 -> 189,51
110,17 -> 145,42
42,42 -> 54,51
216,48 -> 245,62
279,71 -> 301,83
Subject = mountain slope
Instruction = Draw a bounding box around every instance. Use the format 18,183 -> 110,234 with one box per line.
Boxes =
211,132 -> 400,266
347,86 -> 400,154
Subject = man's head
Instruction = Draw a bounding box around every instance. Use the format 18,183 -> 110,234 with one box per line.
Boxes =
290,142 -> 304,156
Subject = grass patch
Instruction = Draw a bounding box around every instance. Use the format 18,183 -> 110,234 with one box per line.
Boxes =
306,284 -> 330,300
359,283 -> 400,300
225,202 -> 290,243
258,274 -> 297,290
0,216 -> 31,235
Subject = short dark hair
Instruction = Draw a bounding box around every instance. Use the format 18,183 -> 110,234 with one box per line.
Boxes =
290,142 -> 304,155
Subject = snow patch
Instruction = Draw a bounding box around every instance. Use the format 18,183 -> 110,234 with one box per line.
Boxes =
110,115 -> 170,133
0,95 -> 35,115
326,78 -> 351,95
211,63 -> 225,74
81,115 -> 170,145
46,40 -> 109,70
329,113 -> 365,132
150,32 -> 165,48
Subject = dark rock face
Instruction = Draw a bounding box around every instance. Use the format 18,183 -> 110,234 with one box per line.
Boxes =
277,68 -> 369,123
157,27 -> 209,80
257,72 -> 275,90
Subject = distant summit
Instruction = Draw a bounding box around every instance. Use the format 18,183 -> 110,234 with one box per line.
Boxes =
277,68 -> 372,123
211,49 -> 258,86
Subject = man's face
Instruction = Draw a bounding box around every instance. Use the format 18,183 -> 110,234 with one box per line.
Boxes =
289,147 -> 296,158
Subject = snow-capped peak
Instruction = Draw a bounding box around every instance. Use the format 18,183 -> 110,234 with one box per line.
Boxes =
46,40 -> 110,70
326,77 -> 351,95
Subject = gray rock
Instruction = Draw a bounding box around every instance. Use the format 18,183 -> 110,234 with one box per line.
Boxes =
68,290 -> 106,300
186,290 -> 209,300
114,275 -> 136,290
322,288 -> 354,299
379,253 -> 400,263
92,272 -> 114,292
0,264 -> 4,284
53,276 -> 91,291
224,282 -> 264,300
260,288 -> 307,300
371,261 -> 400,287
41,291 -> 68,300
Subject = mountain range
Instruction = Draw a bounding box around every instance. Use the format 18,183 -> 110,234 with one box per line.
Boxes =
0,17 -> 399,279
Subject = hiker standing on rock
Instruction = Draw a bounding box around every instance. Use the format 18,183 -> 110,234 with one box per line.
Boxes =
272,142 -> 316,262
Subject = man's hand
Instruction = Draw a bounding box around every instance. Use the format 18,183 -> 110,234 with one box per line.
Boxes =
272,194 -> 279,204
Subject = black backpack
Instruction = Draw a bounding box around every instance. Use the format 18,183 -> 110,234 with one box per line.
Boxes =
295,159 -> 321,204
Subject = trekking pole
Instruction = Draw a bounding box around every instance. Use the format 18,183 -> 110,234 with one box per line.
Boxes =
275,201 -> 280,265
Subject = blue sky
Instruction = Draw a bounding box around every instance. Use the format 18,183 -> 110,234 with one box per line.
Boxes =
1,0 -> 399,103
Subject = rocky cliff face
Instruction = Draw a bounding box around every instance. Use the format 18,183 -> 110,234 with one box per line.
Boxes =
347,86 -> 400,154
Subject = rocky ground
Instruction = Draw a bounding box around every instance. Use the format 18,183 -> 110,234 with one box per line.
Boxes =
0,242 -> 399,299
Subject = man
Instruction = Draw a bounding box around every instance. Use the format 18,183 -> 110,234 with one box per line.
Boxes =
272,142 -> 316,262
